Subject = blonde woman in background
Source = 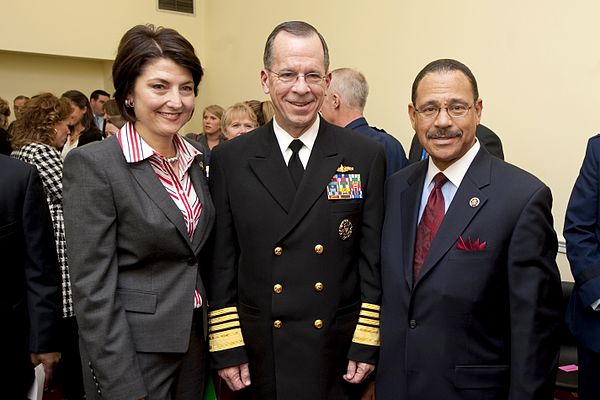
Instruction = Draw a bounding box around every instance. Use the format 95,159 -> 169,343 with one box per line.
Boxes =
221,102 -> 258,139
186,105 -> 225,164
245,99 -> 275,126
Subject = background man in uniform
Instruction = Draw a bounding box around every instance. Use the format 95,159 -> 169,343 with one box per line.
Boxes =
207,21 -> 385,399
320,67 -> 408,176
1,155 -> 62,398
375,59 -> 561,399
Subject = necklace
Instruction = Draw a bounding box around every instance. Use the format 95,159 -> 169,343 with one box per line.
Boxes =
164,154 -> 179,163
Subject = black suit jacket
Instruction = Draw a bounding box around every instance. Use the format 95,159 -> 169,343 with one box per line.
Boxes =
207,119 -> 385,399
0,155 -> 61,397
376,148 -> 561,399
408,123 -> 504,163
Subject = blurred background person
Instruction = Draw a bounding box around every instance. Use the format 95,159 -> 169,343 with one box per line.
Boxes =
1,154 -> 62,399
221,102 -> 258,140
61,90 -> 103,158
245,99 -> 275,126
186,104 -> 225,164
10,92 -> 85,399
320,67 -> 409,177
102,98 -> 126,137
0,96 -> 11,154
63,24 -> 214,400
89,89 -> 110,131
7,95 -> 29,135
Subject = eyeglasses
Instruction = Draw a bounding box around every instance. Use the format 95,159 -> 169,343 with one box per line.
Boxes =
414,102 -> 475,120
267,69 -> 326,85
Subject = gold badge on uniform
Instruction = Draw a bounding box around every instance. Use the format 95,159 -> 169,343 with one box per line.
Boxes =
336,164 -> 354,173
339,219 -> 353,240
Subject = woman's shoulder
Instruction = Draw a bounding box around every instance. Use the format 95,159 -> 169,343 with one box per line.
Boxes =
12,142 -> 60,161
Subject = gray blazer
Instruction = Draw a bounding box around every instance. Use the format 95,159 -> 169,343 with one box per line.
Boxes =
63,136 -> 214,399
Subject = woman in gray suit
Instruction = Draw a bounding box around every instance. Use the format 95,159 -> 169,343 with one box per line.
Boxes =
63,25 -> 214,400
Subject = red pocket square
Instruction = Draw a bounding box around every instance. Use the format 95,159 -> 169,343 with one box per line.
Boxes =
457,236 -> 487,250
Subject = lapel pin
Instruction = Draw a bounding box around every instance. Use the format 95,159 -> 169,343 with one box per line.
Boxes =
469,197 -> 480,208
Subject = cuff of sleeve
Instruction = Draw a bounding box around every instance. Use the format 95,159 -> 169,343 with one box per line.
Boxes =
591,297 -> 600,311
351,303 -> 380,347
208,306 -> 245,352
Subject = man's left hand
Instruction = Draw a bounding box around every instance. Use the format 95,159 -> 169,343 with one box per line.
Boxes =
343,360 -> 374,384
30,352 -> 61,390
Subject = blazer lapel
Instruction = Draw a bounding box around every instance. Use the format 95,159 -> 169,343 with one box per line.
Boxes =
129,161 -> 192,246
414,149 -> 491,287
189,156 -> 213,251
402,162 -> 428,289
248,124 -> 296,213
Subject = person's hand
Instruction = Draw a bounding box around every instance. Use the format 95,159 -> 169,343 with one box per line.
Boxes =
218,363 -> 251,391
343,360 -> 375,384
361,380 -> 376,400
30,352 -> 61,390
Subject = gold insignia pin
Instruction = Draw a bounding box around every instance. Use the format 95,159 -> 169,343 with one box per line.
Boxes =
339,219 -> 353,240
336,164 -> 354,173
469,197 -> 480,208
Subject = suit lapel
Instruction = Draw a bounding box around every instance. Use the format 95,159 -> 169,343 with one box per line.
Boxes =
248,124 -> 296,213
277,123 -> 342,242
129,161 -> 192,246
402,162 -> 428,289
414,150 -> 491,287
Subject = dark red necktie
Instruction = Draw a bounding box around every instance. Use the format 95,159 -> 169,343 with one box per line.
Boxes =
413,172 -> 448,281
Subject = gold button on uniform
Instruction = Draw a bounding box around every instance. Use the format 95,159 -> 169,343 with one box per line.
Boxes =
274,246 -> 283,256
273,320 -> 282,329
314,282 -> 324,292
314,244 -> 324,254
273,284 -> 283,294
314,319 -> 323,329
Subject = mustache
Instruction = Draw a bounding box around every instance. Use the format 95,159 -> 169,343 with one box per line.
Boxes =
426,129 -> 463,140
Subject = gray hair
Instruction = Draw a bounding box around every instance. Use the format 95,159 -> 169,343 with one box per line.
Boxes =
263,21 -> 329,72
329,68 -> 369,111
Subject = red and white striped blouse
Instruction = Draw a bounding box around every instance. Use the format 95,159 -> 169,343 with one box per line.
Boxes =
117,122 -> 203,308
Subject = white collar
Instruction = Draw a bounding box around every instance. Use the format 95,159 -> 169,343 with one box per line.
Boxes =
273,115 -> 320,154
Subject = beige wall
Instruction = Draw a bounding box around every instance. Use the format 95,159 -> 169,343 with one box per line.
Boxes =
0,0 -> 207,131
3,0 -> 597,280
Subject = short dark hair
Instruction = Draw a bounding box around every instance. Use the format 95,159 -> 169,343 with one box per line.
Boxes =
112,24 -> 203,123
263,21 -> 329,72
411,59 -> 479,105
90,89 -> 110,101
61,90 -> 96,131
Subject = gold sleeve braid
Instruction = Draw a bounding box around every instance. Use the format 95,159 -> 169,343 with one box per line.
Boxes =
351,303 -> 380,346
208,306 -> 245,352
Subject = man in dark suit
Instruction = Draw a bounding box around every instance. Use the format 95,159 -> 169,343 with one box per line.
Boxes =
320,67 -> 408,177
207,21 -> 385,399
375,59 -> 562,399
408,123 -> 504,163
564,134 -> 600,399
0,155 -> 62,398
